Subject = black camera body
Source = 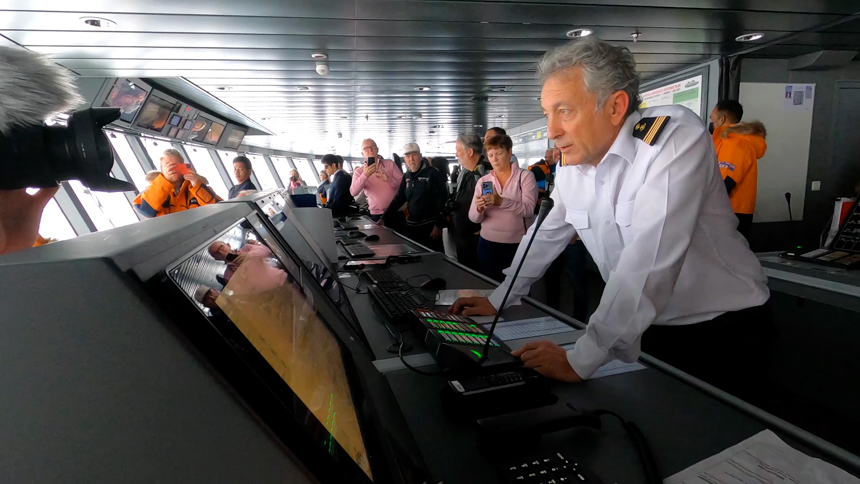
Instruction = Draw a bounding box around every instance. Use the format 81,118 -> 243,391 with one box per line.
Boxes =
0,107 -> 135,192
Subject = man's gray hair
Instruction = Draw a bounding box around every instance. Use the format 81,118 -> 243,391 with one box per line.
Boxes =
537,38 -> 641,116
161,148 -> 184,160
457,132 -> 483,155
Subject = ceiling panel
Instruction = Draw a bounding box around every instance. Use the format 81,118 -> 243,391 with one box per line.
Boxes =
2,1 -> 857,155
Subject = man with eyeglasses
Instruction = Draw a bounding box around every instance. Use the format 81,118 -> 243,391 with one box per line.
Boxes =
350,138 -> 403,222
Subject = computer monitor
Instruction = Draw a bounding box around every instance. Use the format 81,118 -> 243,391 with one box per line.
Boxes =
100,78 -> 150,124
224,192 -> 363,347
166,218 -> 374,481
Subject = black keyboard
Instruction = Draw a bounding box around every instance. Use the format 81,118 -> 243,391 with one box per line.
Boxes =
499,451 -> 603,484
364,268 -> 409,291
344,243 -> 375,259
368,285 -> 427,322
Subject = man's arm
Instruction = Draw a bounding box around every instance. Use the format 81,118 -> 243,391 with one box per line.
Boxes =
133,174 -> 175,218
488,179 -> 575,310
568,123 -> 713,379
718,140 -> 754,196
349,166 -> 367,196
382,176 -> 407,221
189,182 -> 222,206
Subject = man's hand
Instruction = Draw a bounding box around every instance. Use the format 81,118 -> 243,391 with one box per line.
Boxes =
448,296 -> 497,316
474,194 -> 487,213
0,186 -> 60,255
512,341 -> 583,383
364,162 -> 378,177
376,218 -> 385,227
430,226 -> 442,240
376,170 -> 389,182
184,173 -> 208,188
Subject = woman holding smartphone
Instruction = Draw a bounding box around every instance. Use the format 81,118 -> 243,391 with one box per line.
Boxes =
469,134 -> 538,282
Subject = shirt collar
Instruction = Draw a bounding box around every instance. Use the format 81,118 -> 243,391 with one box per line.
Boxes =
603,110 -> 641,166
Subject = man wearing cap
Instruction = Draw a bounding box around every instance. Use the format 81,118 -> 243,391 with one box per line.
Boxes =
379,142 -> 448,252
321,153 -> 355,218
350,138 -> 403,222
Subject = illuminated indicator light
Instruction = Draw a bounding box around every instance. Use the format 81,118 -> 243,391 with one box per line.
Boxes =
472,350 -> 482,357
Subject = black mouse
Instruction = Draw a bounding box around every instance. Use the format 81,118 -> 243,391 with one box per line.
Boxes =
348,231 -> 367,238
420,277 -> 447,290
365,234 -> 380,242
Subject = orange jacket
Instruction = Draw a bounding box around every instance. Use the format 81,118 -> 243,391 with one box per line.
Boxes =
133,173 -> 221,218
713,121 -> 767,215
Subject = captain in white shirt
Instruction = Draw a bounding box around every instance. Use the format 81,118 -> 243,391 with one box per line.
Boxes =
450,38 -> 771,396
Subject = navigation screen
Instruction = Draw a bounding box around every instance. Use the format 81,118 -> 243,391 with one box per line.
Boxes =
102,79 -> 149,123
168,222 -> 372,480
188,117 -> 213,143
135,94 -> 177,132
223,127 -> 246,149
203,121 -> 226,145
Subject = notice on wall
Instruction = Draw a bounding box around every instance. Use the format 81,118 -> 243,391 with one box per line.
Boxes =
639,75 -> 703,116
783,84 -> 815,111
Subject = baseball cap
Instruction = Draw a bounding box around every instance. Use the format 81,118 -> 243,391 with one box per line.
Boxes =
403,142 -> 420,155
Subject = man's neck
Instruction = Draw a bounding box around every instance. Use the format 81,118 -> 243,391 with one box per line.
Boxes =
462,156 -> 479,172
172,180 -> 184,192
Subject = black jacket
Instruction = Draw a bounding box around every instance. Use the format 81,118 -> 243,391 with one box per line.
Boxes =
228,178 -> 257,199
450,161 -> 490,240
383,161 -> 447,227
325,170 -> 355,217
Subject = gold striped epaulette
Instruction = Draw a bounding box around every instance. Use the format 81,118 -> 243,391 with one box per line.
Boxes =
632,116 -> 670,146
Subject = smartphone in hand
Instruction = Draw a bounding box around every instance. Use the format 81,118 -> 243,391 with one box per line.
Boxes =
481,181 -> 494,196
175,163 -> 193,176
367,156 -> 376,166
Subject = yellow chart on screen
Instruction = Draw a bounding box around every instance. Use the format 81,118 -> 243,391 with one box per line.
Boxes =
216,261 -> 373,480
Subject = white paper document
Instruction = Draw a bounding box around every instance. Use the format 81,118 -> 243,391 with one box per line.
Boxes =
561,343 -> 646,379
487,316 -> 573,341
665,430 -> 859,484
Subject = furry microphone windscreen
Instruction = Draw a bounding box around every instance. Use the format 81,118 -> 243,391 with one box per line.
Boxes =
0,47 -> 84,135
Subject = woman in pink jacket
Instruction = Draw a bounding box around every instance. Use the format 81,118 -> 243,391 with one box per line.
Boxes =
469,134 -> 538,282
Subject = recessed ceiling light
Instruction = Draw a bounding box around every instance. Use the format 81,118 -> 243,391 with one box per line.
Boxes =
311,53 -> 328,60
215,86 -> 233,91
496,115 -> 507,118
415,86 -> 431,91
473,124 -> 483,128
735,33 -> 764,42
533,97 -> 541,101
296,86 -> 310,91
80,16 -> 117,29
566,28 -> 594,38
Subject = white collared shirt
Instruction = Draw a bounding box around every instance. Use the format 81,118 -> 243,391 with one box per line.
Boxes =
488,105 -> 769,379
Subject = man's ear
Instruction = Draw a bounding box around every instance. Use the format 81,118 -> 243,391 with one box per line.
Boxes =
609,91 -> 630,127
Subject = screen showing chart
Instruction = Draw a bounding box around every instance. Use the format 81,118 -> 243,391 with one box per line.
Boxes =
639,74 -> 703,117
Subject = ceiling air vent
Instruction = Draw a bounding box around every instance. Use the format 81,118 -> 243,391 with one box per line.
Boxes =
487,86 -> 510,92
469,95 -> 497,102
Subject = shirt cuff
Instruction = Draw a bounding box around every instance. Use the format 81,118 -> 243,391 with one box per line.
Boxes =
566,333 -> 609,379
488,287 -> 505,312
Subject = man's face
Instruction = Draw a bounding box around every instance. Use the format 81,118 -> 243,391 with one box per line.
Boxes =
455,140 -> 471,164
404,152 -> 423,172
710,107 -> 729,130
545,149 -> 555,164
542,67 -> 628,167
484,129 -> 500,144
361,140 -> 379,161
233,162 -> 250,184
486,146 -> 512,171
551,147 -> 561,165
161,155 -> 185,183
209,241 -> 236,261
319,170 -> 328,182
323,163 -> 338,176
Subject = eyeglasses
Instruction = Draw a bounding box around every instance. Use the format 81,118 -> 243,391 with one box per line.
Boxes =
361,146 -> 377,152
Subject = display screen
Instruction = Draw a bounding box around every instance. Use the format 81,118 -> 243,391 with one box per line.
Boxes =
168,114 -> 183,127
224,128 -> 246,150
135,94 -> 177,132
101,79 -> 149,123
168,221 -> 372,480
188,117 -> 213,143
183,119 -> 194,130
204,121 -> 226,145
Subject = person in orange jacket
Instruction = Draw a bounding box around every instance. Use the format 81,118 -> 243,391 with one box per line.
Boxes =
133,148 -> 221,218
710,100 -> 767,241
